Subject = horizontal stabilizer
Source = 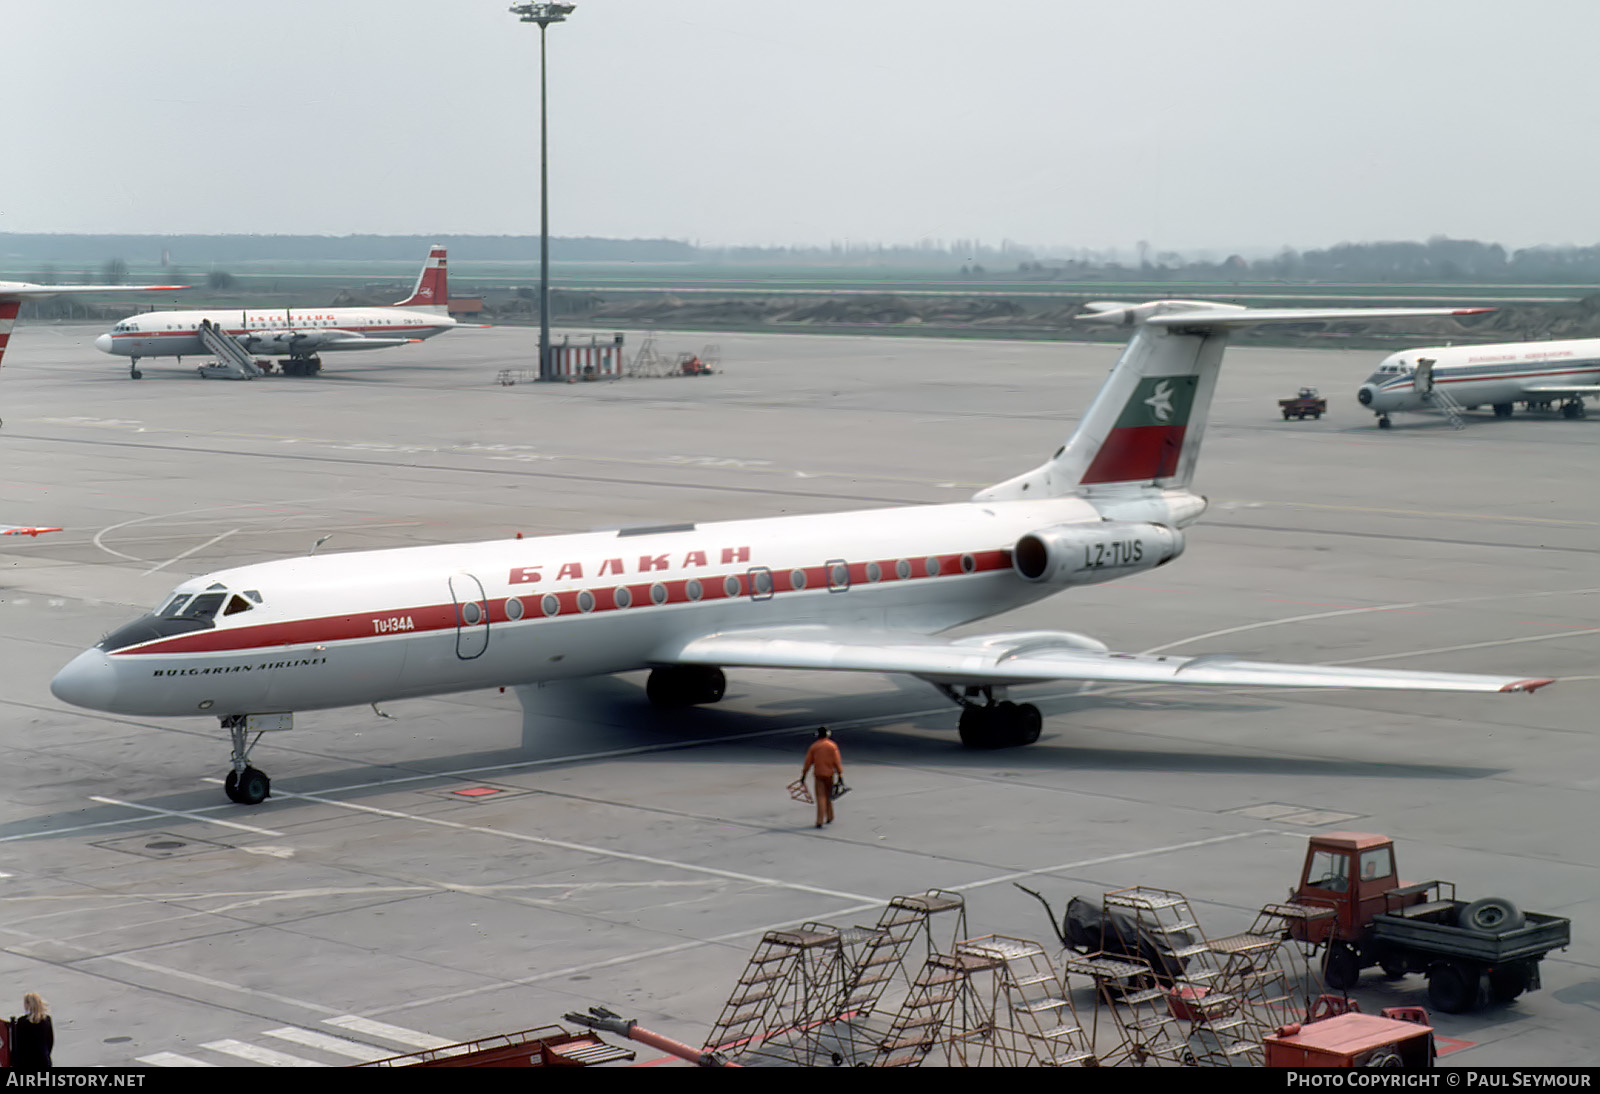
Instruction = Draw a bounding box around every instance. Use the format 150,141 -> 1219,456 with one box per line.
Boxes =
660,626 -> 1553,695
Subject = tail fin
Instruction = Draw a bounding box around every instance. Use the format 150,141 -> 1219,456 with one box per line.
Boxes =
0,299 -> 18,373
393,246 -> 449,313
976,301 -> 1491,504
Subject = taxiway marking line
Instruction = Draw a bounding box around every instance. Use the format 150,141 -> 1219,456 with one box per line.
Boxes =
135,1052 -> 215,1067
201,1038 -> 326,1067
279,788 -> 879,904
89,796 -> 284,837
323,1015 -> 452,1049
142,529 -> 239,575
262,1026 -> 394,1060
368,828 -> 1281,1017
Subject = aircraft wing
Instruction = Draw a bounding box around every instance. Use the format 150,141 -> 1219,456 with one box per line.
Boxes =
656,626 -> 1553,694
1522,384 -> 1600,396
0,524 -> 62,536
0,282 -> 188,301
311,334 -> 424,351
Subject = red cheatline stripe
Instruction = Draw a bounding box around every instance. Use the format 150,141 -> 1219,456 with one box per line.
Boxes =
1081,425 -> 1186,484
114,548 -> 1014,656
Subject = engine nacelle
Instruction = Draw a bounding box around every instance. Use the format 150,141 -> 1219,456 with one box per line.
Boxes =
1012,521 -> 1184,587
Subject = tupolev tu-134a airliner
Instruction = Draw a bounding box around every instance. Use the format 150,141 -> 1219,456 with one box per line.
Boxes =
51,300 -> 1555,804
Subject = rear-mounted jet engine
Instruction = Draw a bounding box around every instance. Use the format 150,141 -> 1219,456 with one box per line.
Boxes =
1012,521 -> 1184,587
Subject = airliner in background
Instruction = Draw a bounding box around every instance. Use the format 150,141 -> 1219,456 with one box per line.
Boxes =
94,246 -> 459,379
1357,338 -> 1600,428
52,299 -> 1554,805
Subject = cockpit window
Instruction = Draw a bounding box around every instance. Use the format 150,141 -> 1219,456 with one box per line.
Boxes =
156,594 -> 191,618
224,595 -> 253,616
177,592 -> 228,621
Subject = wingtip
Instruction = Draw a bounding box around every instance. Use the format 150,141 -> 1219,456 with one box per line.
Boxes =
1453,307 -> 1495,316
1501,677 -> 1556,693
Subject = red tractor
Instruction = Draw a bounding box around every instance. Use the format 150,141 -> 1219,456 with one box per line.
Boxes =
1287,833 -> 1570,1013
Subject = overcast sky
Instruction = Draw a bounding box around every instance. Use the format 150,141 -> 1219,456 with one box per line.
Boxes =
7,0 -> 1600,255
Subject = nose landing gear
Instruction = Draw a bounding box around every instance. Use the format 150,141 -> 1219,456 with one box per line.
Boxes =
221,714 -> 274,804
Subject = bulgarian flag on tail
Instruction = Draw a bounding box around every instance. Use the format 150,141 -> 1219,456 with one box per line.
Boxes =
1081,374 -> 1200,485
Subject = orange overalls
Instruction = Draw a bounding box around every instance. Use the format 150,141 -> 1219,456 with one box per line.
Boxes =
802,738 -> 843,827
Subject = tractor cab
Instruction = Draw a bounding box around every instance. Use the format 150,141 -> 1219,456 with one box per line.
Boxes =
1289,832 -> 1420,943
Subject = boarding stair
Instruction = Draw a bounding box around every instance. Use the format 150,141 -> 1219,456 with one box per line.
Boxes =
197,318 -> 262,380
1423,386 -> 1468,430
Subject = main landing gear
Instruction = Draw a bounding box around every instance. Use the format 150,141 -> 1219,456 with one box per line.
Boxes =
941,685 -> 1043,749
281,356 -> 323,377
221,714 -> 272,804
646,665 -> 727,708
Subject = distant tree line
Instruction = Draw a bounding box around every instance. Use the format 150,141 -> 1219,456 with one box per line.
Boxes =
1021,236 -> 1600,283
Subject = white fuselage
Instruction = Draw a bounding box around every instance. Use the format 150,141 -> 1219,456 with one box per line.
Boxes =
95,306 -> 456,358
1357,339 -> 1600,414
52,495 -> 1134,718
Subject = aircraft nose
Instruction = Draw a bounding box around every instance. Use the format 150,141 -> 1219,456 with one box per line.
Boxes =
1357,384 -> 1375,406
94,333 -> 114,354
51,649 -> 119,711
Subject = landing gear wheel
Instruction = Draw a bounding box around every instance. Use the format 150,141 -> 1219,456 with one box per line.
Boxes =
1562,401 -> 1586,420
224,766 -> 271,805
1377,416 -> 1391,429
1015,703 -> 1042,744
957,701 -> 1042,748
1493,402 -> 1514,418
131,369 -> 143,380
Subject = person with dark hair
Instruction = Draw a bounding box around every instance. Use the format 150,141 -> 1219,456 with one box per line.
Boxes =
800,727 -> 843,828
10,993 -> 53,1068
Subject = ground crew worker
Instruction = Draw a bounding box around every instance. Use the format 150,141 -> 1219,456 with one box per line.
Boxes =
801,727 -> 843,828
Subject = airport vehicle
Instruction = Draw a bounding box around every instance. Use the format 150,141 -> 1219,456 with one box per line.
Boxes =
1357,338 -> 1600,428
93,246 -> 457,379
0,278 -> 186,373
51,300 -> 1556,805
1277,387 -> 1326,420
1,524 -> 61,536
1288,832 -> 1571,1013
1263,997 -> 1434,1068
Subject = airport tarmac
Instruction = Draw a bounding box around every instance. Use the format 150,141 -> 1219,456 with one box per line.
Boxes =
0,321 -> 1595,1068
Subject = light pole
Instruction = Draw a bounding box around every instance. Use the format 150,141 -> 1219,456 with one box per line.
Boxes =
510,2 -> 575,381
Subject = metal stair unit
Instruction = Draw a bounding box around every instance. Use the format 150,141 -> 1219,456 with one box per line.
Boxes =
1206,902 -> 1328,1044
1102,886 -> 1255,1066
1062,949 -> 1189,1066
702,926 -> 847,1066
196,318 -> 262,380
955,936 -> 1094,1067
871,950 -> 984,1067
841,890 -> 967,1019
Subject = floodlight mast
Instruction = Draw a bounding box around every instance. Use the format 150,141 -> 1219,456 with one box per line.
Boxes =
510,3 -> 576,381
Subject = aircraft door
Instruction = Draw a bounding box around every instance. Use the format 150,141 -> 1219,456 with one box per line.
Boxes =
448,573 -> 490,660
1414,357 -> 1435,395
